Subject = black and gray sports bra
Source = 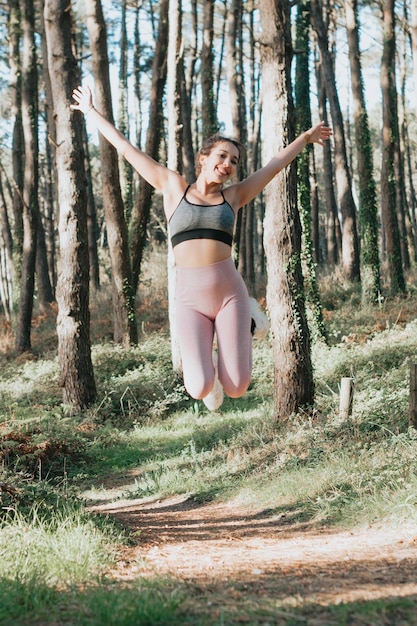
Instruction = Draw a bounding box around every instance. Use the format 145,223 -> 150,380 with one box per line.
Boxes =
169,185 -> 235,248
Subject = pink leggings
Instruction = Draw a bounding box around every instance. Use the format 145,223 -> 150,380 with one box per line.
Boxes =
176,256 -> 252,400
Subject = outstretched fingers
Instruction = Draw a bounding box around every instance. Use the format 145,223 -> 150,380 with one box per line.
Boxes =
70,85 -> 93,114
315,121 -> 333,145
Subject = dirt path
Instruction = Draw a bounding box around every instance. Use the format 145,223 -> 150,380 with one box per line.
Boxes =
92,495 -> 417,624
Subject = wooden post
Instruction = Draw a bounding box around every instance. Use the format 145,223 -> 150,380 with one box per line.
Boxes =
409,363 -> 417,429
339,377 -> 354,420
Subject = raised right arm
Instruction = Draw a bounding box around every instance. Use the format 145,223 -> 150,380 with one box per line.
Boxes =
71,85 -> 176,194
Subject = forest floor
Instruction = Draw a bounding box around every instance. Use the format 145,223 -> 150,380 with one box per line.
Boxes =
92,493 -> 417,625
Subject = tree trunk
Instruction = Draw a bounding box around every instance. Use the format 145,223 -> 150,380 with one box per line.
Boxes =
398,25 -> 416,264
295,0 -> 327,342
82,125 -> 101,290
167,0 -> 182,372
85,0 -> 138,346
380,0 -> 406,294
0,173 -> 13,320
259,0 -> 314,418
40,3 -> 58,294
226,0 -> 242,135
178,48 -> 195,181
226,0 -> 253,288
44,0 -> 96,409
118,0 -> 134,222
133,2 -> 144,152
8,0 -> 24,305
42,129 -> 58,293
15,0 -> 39,353
410,0 -> 417,121
314,47 -> 341,266
311,0 -> 360,281
345,0 -> 381,304
184,0 -> 198,155
247,2 -> 264,285
130,0 -> 168,291
403,111 -> 417,260
201,0 -> 218,137
35,218 -> 54,311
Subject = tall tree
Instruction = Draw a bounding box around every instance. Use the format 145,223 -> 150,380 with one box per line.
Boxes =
40,1 -> 58,293
315,51 -> 341,266
184,0 -> 198,159
201,0 -> 218,137
15,0 -> 39,352
130,0 -> 168,291
259,0 -> 314,418
227,0 -> 255,290
380,0 -> 406,294
295,0 -> 327,342
411,0 -> 417,120
35,217 -> 55,311
178,38 -> 195,181
296,2 -> 320,262
0,173 -> 13,320
396,7 -> 414,268
118,0 -> 134,221
246,1 -> 264,284
8,0 -> 24,305
345,0 -> 381,304
311,0 -> 360,282
82,125 -> 101,290
400,4 -> 417,262
85,0 -> 138,346
44,0 -> 96,409
167,0 -> 182,372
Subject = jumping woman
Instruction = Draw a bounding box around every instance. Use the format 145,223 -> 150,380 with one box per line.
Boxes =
71,85 -> 332,410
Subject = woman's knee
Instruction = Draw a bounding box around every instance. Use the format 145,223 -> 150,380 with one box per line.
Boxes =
183,372 -> 214,400
221,373 -> 251,399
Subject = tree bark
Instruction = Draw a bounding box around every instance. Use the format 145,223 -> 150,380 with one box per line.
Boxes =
380,0 -> 406,294
345,0 -> 381,303
44,0 -> 96,409
82,125 -> 101,290
201,0 -> 218,137
259,0 -> 314,418
118,0 -> 134,222
228,0 -> 255,290
0,173 -> 13,320
8,0 -> 24,305
85,0 -> 138,346
130,0 -> 168,292
35,218 -> 55,311
314,45 -> 341,266
311,0 -> 360,281
40,2 -> 58,294
15,0 -> 39,352
295,0 -> 327,342
410,0 -> 417,121
167,0 -> 183,372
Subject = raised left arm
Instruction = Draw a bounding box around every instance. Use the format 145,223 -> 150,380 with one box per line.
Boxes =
226,121 -> 332,209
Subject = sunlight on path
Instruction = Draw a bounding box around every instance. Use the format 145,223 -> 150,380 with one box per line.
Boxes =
92,495 -> 417,607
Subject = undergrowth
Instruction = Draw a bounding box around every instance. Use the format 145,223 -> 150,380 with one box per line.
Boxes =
1,268 -> 417,624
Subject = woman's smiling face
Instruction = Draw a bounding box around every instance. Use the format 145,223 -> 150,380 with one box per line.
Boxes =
199,141 -> 240,183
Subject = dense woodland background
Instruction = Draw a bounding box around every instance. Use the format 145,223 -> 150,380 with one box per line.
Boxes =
0,0 -> 417,417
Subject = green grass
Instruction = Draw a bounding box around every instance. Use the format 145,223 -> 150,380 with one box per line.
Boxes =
1,275 -> 417,624
0,578 -> 185,626
0,504 -> 113,586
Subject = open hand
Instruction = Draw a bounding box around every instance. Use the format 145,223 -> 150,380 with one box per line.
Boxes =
306,121 -> 333,146
71,85 -> 94,115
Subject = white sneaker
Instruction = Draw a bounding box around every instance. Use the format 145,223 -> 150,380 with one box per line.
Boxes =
249,297 -> 270,340
203,352 -> 224,411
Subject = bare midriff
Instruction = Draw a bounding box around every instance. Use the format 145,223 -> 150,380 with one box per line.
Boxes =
173,239 -> 232,268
